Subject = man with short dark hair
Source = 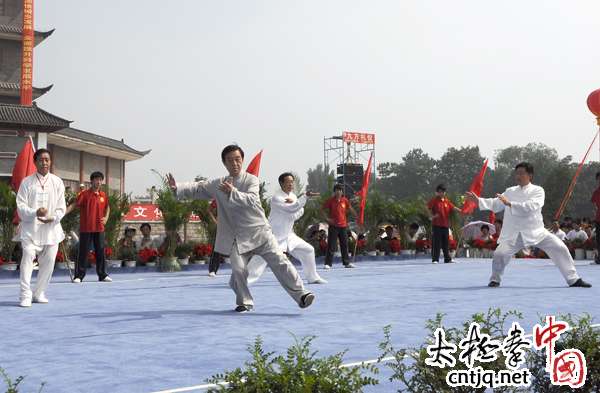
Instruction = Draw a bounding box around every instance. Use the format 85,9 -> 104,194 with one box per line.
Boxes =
590,171 -> 600,264
167,145 -> 315,312
466,162 -> 591,288
248,172 -> 327,284
68,171 -> 111,283
427,184 -> 462,264
16,148 -> 66,307
322,183 -> 358,269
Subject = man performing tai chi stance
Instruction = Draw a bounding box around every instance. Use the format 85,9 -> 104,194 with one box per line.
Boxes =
16,148 -> 66,307
167,145 -> 315,312
465,162 -> 591,288
247,172 -> 327,284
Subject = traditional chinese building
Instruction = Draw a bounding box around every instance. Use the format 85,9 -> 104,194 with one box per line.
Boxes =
0,1 -> 148,193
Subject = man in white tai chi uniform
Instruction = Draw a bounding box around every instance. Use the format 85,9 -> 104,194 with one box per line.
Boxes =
167,145 -> 315,312
248,172 -> 327,284
465,162 -> 591,288
16,148 -> 66,307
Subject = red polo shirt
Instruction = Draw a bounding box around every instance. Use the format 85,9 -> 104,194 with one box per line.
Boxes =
592,187 -> 600,223
427,196 -> 455,228
77,189 -> 108,233
323,196 -> 350,228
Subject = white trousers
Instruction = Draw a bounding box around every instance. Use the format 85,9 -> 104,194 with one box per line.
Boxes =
20,240 -> 58,301
247,238 -> 323,284
229,236 -> 308,307
491,233 -> 580,285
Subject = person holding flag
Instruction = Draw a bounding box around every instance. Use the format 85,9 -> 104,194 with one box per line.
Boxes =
247,172 -> 327,284
465,162 -> 592,288
427,184 -> 464,264
15,148 -> 66,307
167,145 -> 315,312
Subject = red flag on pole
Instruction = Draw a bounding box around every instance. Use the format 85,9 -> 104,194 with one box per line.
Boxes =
461,159 -> 489,214
246,150 -> 263,176
11,137 -> 36,192
356,152 -> 374,226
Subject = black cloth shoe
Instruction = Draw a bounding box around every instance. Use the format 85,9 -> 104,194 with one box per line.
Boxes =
234,305 -> 253,313
488,281 -> 500,287
595,258 -> 600,265
569,279 -> 592,288
300,293 -> 315,309
444,260 -> 454,263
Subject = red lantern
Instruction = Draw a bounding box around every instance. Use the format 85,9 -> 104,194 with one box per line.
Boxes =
587,89 -> 600,118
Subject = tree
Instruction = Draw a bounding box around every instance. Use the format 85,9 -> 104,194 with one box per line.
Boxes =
436,146 -> 485,194
307,164 -> 335,195
376,148 -> 437,199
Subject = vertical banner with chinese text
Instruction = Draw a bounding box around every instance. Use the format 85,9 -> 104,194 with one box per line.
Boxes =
20,0 -> 34,106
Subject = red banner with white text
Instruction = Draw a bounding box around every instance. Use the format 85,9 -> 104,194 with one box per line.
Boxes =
20,0 -> 34,105
123,203 -> 201,222
342,131 -> 375,144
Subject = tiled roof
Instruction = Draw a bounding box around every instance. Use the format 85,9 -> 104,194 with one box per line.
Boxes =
0,102 -> 71,131
0,81 -> 53,98
54,127 -> 150,157
0,24 -> 54,40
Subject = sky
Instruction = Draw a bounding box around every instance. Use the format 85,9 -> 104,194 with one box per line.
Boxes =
33,1 -> 600,196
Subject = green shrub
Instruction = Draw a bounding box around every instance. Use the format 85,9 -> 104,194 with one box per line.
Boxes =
207,335 -> 379,392
378,308 -> 524,393
0,367 -> 44,393
526,313 -> 600,392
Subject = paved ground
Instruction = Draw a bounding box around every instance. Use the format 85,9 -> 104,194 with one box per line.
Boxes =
1,257 -> 598,392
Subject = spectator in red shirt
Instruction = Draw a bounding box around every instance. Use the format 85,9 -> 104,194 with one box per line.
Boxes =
590,171 -> 600,264
322,184 -> 357,269
68,171 -> 111,283
427,184 -> 462,264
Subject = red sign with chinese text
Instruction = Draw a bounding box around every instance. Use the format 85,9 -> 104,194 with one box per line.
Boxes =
342,131 -> 375,144
123,203 -> 201,222
20,0 -> 34,105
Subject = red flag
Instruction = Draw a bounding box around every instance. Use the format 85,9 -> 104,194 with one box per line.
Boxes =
461,159 -> 489,214
355,152 -> 374,226
246,150 -> 263,177
11,137 -> 36,192
488,211 -> 496,224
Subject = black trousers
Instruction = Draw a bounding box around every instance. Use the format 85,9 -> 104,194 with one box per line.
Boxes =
208,251 -> 225,273
325,225 -> 350,266
76,232 -> 107,280
432,225 -> 451,262
596,223 -> 600,261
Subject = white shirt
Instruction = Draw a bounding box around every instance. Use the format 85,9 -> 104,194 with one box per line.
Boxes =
550,228 -> 567,241
16,172 -> 66,246
566,229 -> 588,242
268,189 -> 307,252
478,183 -> 547,247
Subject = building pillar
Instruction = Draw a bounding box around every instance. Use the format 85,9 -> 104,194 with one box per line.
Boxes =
36,132 -> 47,149
79,151 -> 84,185
105,156 -> 110,192
121,160 -> 125,194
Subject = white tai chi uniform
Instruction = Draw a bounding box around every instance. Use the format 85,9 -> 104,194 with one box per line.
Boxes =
477,183 -> 580,285
248,189 -> 325,284
16,172 -> 66,302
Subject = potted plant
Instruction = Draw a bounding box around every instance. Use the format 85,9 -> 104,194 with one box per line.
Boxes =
105,246 -> 121,268
571,238 -> 585,260
55,250 -> 67,270
153,171 -> 193,272
119,247 -> 137,268
138,247 -> 159,267
584,238 -> 596,260
0,181 -> 17,269
193,243 -> 213,264
175,242 -> 194,265
364,228 -> 378,256
104,192 -> 131,258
